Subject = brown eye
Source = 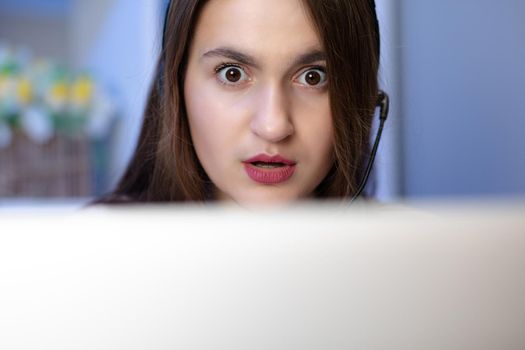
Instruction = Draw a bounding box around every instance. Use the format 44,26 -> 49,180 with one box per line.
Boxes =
296,68 -> 327,87
216,65 -> 248,85
305,71 -> 321,85
225,68 -> 241,82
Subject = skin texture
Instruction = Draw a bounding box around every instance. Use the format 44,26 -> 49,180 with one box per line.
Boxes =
184,0 -> 334,206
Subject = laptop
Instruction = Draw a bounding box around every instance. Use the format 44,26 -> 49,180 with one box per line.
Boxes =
1,201 -> 524,350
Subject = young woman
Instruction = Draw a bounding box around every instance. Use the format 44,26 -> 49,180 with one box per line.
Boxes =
100,0 -> 384,206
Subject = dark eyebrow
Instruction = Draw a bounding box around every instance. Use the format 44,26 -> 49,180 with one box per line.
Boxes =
292,50 -> 326,67
202,47 -> 260,68
201,47 -> 326,70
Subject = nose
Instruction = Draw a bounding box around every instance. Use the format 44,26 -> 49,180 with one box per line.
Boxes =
250,84 -> 294,143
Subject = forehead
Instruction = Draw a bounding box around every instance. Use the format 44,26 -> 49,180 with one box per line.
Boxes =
191,0 -> 322,58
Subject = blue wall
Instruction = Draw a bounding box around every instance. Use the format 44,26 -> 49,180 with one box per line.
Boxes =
75,0 -> 161,187
400,0 -> 525,198
0,0 -> 72,17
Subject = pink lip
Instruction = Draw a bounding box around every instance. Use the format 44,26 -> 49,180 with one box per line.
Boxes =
243,154 -> 296,184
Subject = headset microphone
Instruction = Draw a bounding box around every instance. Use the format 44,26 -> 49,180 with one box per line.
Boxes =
350,90 -> 390,203
349,0 -> 388,202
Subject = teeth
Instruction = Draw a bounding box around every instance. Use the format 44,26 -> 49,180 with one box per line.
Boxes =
253,162 -> 284,168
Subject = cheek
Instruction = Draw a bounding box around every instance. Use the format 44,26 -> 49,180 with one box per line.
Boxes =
184,76 -> 223,150
296,95 -> 334,159
184,74 -> 240,169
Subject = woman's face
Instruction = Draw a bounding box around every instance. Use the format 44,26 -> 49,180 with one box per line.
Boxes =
184,0 -> 334,205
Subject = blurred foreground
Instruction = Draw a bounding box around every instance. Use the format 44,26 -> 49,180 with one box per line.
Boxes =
1,202 -> 524,349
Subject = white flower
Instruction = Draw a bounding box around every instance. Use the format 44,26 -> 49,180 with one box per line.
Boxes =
86,86 -> 116,139
21,106 -> 54,144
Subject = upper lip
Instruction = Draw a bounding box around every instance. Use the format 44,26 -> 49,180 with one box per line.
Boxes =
243,154 -> 296,165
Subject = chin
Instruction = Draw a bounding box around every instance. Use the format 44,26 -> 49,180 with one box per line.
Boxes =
228,187 -> 307,209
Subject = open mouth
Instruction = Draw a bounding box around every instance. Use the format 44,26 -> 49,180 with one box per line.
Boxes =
243,154 -> 296,184
250,161 -> 287,169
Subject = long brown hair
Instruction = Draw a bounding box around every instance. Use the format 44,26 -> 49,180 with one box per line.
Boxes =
101,0 -> 379,203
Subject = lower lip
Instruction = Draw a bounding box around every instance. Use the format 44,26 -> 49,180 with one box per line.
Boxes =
243,163 -> 296,184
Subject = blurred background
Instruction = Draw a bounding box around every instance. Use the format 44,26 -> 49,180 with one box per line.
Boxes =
0,0 -> 524,209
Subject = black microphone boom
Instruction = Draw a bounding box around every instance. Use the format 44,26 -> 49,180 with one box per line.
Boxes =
350,90 -> 390,202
